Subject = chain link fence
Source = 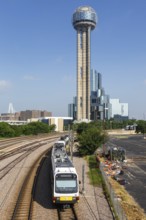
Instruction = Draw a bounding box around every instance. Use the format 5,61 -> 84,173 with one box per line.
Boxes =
100,163 -> 127,220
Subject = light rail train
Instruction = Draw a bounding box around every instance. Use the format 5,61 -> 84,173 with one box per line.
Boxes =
51,141 -> 80,205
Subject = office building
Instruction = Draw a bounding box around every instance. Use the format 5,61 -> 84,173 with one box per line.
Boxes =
41,117 -> 73,132
20,110 -> 52,121
68,97 -> 77,120
90,69 -> 110,120
90,70 -> 102,93
110,99 -> 129,120
69,69 -> 111,121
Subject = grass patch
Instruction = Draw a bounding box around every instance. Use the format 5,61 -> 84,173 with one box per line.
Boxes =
87,155 -> 102,187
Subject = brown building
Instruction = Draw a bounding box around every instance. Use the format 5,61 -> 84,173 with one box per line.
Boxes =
0,112 -> 21,121
20,110 -> 52,121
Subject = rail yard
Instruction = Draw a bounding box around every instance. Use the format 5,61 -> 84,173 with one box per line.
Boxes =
0,134 -> 113,220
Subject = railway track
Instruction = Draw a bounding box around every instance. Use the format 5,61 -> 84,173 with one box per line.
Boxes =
1,134 -> 114,220
11,148 -> 51,220
10,147 -> 80,220
0,135 -> 60,180
0,134 -> 60,160
0,135 -> 48,149
57,205 -> 78,220
0,133 -> 59,144
0,141 -> 41,160
9,145 -> 83,220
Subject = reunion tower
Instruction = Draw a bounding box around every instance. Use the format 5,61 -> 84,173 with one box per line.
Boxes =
72,6 -> 97,121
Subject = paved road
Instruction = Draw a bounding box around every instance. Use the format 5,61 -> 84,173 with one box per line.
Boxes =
109,134 -> 146,213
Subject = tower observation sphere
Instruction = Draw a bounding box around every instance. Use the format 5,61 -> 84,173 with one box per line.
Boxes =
72,6 -> 97,30
72,6 -> 97,121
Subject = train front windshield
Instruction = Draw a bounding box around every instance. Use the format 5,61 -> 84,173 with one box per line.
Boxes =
55,173 -> 77,193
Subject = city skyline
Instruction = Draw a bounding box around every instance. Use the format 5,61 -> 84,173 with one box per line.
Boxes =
0,1 -> 146,120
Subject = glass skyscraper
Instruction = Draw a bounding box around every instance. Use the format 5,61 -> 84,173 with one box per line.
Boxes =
90,69 -> 110,120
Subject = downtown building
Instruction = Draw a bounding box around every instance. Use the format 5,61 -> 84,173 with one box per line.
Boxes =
68,69 -> 111,121
90,70 -> 110,120
19,110 -> 52,121
0,110 -> 52,121
68,69 -> 128,121
109,99 -> 128,121
68,97 -> 77,120
69,6 -> 128,122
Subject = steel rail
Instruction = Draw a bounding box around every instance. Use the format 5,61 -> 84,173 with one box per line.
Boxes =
0,138 -> 58,180
57,205 -> 78,220
11,147 -> 51,220
0,135 -> 60,160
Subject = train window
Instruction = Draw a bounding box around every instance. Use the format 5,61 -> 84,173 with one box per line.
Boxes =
55,179 -> 77,193
56,174 -> 77,179
56,180 -> 76,188
55,173 -> 77,193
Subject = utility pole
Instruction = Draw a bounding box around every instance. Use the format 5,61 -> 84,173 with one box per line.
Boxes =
70,129 -> 74,162
82,164 -> 85,194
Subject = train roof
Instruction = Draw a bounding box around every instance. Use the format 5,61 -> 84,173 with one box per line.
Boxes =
55,157 -> 74,168
51,142 -> 75,174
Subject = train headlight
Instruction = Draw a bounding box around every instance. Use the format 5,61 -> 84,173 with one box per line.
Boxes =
53,197 -> 56,203
53,197 -> 60,203
72,196 -> 79,202
76,196 -> 80,202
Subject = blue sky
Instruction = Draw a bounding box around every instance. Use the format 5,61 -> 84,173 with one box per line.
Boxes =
0,0 -> 146,120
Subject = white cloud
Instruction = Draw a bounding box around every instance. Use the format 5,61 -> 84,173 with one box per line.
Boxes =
0,80 -> 11,90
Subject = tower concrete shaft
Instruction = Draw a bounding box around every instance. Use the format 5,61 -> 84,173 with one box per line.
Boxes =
77,27 -> 91,120
72,6 -> 97,121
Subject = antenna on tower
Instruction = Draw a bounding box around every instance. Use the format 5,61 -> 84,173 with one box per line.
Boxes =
8,103 -> 15,114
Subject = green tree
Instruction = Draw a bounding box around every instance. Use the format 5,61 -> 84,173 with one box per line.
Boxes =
23,121 -> 50,135
48,124 -> 56,132
136,120 -> 146,134
0,121 -> 56,137
11,125 -> 24,136
0,122 -> 15,137
77,126 -> 108,156
76,122 -> 89,135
